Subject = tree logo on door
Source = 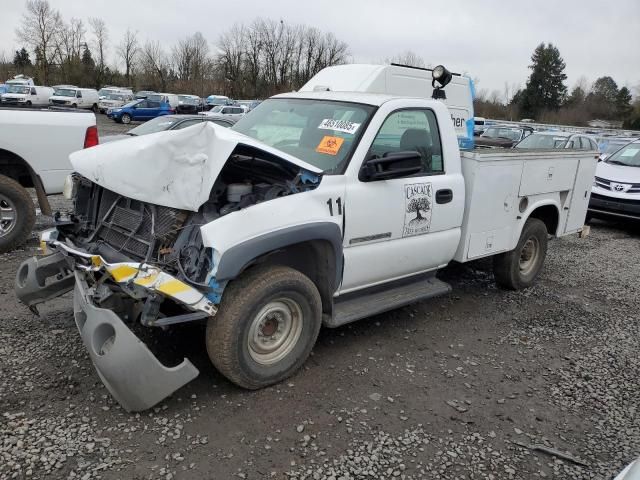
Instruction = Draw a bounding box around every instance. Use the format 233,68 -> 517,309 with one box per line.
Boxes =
403,183 -> 432,237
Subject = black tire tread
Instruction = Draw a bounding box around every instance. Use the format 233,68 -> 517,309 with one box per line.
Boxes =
0,174 -> 35,253
493,218 -> 548,290
206,265 -> 321,389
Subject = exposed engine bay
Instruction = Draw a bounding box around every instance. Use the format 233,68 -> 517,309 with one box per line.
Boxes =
57,145 -> 320,293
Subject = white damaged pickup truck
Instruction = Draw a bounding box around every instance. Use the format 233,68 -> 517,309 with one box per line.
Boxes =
15,65 -> 598,411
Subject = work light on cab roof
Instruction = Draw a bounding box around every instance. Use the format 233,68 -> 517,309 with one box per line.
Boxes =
432,65 -> 452,99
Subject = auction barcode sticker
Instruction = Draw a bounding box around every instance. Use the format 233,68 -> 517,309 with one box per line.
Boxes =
318,118 -> 361,135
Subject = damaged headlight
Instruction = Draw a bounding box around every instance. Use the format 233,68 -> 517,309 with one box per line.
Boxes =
63,174 -> 78,200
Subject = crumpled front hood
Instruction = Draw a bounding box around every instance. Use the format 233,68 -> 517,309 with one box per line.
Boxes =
69,122 -> 322,212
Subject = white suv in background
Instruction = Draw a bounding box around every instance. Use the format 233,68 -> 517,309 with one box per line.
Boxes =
201,104 -> 246,120
589,139 -> 640,221
98,91 -> 135,113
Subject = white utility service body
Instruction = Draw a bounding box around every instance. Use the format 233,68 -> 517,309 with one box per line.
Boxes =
15,64 -> 597,412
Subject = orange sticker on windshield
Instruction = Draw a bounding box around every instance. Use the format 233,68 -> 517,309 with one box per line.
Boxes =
316,136 -> 344,156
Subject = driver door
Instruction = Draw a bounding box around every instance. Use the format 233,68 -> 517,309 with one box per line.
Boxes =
340,106 -> 464,293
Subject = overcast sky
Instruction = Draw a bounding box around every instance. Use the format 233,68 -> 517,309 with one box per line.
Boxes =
1,0 -> 639,98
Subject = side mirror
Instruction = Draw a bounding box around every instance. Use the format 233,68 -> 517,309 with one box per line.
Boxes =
360,151 -> 423,181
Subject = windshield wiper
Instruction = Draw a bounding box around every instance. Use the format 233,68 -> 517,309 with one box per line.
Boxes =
607,160 -> 630,166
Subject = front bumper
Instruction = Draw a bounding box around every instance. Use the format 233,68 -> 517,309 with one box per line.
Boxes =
73,271 -> 199,411
588,192 -> 640,220
15,230 -> 217,411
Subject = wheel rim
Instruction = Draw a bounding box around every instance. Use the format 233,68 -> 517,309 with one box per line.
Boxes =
519,237 -> 540,276
0,193 -> 17,237
247,298 -> 303,366
122,115 -> 130,124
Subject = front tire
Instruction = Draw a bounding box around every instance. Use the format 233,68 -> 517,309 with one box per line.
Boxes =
493,218 -> 548,290
206,265 -> 322,389
120,113 -> 131,124
91,104 -> 98,113
0,175 -> 35,253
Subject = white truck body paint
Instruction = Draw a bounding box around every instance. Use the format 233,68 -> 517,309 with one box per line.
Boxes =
200,175 -> 345,270
69,121 -> 322,212
0,108 -> 96,193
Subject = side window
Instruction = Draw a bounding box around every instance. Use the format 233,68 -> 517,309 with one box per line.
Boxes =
136,101 -> 147,108
368,109 -> 443,175
147,101 -> 160,108
76,91 -> 82,98
579,137 -> 592,150
31,87 -> 37,95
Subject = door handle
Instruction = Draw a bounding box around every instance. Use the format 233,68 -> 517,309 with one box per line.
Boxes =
436,189 -> 453,204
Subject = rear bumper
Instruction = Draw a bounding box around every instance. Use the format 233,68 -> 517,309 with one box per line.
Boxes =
588,193 -> 640,220
73,271 -> 199,411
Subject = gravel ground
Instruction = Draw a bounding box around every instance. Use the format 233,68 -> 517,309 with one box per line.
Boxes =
0,115 -> 638,479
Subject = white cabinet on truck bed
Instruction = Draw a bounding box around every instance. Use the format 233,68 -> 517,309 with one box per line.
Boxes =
454,149 -> 598,262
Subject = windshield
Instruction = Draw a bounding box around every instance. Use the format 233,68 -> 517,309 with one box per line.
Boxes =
122,100 -> 140,108
232,98 -> 375,173
516,133 -> 568,149
7,85 -> 29,94
128,116 -> 179,136
482,127 -> 522,141
106,93 -> 127,101
602,141 -> 633,155
56,88 -> 77,97
606,143 -> 640,167
209,105 -> 223,113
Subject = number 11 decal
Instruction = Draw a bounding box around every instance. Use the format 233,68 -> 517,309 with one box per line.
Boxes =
326,197 -> 343,216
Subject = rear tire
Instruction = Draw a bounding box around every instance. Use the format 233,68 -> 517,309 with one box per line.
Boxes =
71,103 -> 77,108
0,175 -> 35,253
121,113 -> 131,124
91,104 -> 98,113
206,265 -> 322,389
493,218 -> 548,290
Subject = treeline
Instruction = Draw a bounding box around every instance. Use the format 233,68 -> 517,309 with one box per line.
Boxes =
0,0 -> 349,99
473,43 -> 639,129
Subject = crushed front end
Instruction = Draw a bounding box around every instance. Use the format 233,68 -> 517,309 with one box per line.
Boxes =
14,135 -> 321,411
15,177 -> 218,411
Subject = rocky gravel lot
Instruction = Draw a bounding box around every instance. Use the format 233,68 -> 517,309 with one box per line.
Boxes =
0,115 -> 639,479
1,212 -> 638,479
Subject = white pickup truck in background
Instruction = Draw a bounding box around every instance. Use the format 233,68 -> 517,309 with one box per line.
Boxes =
15,64 -> 597,411
0,108 -> 98,252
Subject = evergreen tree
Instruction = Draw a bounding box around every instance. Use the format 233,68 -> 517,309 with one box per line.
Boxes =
566,85 -> 585,107
13,47 -> 32,70
586,76 -> 619,119
616,86 -> 633,120
519,43 -> 567,118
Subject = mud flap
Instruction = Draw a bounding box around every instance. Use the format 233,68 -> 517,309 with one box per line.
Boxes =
15,253 -> 75,313
73,272 -> 199,412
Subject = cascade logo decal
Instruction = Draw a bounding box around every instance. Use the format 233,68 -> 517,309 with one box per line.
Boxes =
403,183 -> 433,237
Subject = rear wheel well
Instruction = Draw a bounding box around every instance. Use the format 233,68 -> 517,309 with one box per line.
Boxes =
0,149 -> 33,187
242,240 -> 337,317
528,205 -> 559,235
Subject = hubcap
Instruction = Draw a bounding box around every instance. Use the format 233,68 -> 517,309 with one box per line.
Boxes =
519,237 -> 539,276
0,194 -> 17,237
248,298 -> 303,365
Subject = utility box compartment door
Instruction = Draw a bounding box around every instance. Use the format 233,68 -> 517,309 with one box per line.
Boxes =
564,156 -> 599,233
519,159 -> 578,196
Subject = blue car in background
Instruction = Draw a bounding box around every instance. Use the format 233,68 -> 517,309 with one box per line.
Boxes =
107,99 -> 174,124
0,84 -> 8,95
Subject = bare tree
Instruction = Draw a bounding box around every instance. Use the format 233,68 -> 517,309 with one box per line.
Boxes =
387,50 -> 425,68
217,24 -> 245,97
117,29 -> 139,86
141,40 -> 169,91
53,18 -> 85,83
88,17 -> 108,86
15,0 -> 62,83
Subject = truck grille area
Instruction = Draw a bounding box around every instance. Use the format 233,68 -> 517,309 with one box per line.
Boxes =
81,184 -> 187,262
